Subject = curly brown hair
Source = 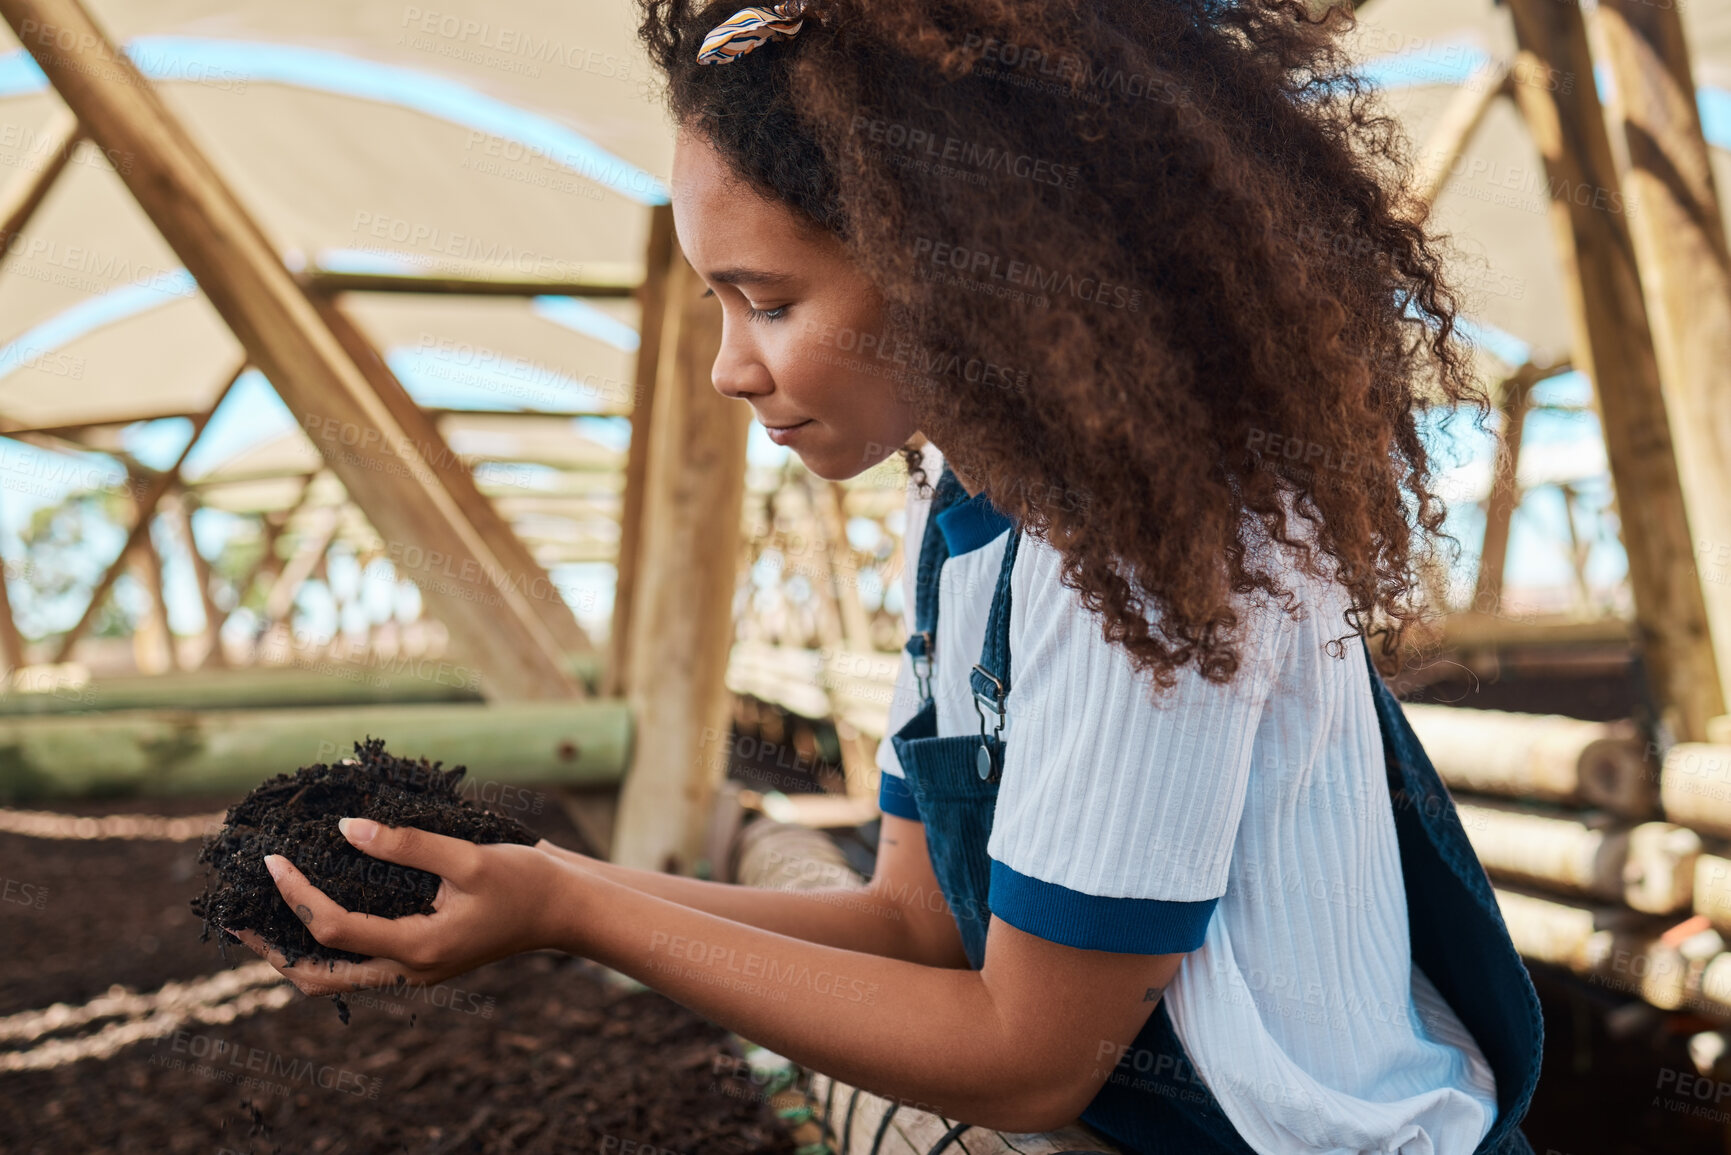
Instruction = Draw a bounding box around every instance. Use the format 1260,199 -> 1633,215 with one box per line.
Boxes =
638,0 -> 1483,689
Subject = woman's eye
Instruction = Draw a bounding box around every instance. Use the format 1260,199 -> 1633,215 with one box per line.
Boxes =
745,304 -> 789,323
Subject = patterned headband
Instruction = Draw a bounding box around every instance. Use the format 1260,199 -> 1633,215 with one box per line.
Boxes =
697,0 -> 811,65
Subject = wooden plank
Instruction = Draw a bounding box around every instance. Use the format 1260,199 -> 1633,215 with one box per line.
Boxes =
0,106 -> 79,262
127,504 -> 177,674
1494,887 -> 1682,1007
1412,61 -> 1510,207
300,269 -> 637,298
1458,799 -> 1697,914
310,294 -> 593,657
168,495 -> 228,669
1404,703 -> 1655,816
0,666 -> 482,715
604,203 -> 674,699
1693,854 -> 1731,935
224,474 -> 317,632
611,241 -> 750,871
1660,743 -> 1731,839
258,504 -> 340,626
0,550 -> 26,674
1505,0 -> 1723,742
1597,0 -> 1731,722
1472,371 -> 1534,615
0,0 -> 579,703
0,699 -> 631,801
51,366 -> 240,663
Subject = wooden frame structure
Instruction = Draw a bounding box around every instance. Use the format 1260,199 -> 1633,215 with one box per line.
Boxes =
0,0 -> 748,869
0,0 -> 1726,873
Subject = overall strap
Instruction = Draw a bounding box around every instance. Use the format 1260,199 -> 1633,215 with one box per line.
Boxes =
967,525 -> 1022,781
905,463 -> 968,701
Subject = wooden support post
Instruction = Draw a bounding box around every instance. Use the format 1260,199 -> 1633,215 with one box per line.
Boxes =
1505,0 -> 1723,741
1473,370 -> 1534,615
168,494 -> 228,669
0,106 -> 80,262
1597,0 -> 1731,720
260,504 -> 340,628
0,552 -> 24,673
815,478 -> 873,651
50,366 -> 240,663
223,473 -> 317,649
310,295 -> 592,659
128,501 -> 177,674
0,0 -> 577,702
612,241 -> 751,872
604,203 -> 675,699
1412,62 -> 1510,208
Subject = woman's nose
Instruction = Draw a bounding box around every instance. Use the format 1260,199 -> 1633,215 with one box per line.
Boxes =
710,337 -> 772,401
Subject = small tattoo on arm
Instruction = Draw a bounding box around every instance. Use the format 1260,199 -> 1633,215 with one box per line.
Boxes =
1143,987 -> 1160,1002
295,904 -> 314,925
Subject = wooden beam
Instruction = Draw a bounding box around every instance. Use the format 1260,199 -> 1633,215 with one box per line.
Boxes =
168,494 -> 228,669
0,410 -> 203,440
0,552 -> 26,673
612,240 -> 751,871
300,269 -> 637,299
1597,0 -> 1731,721
1473,370 -> 1535,614
51,365 -> 240,663
0,106 -> 80,263
1412,60 -> 1510,208
310,294 -> 593,658
259,504 -> 340,627
1404,702 -> 1654,816
128,499 -> 177,674
0,0 -> 578,702
0,699 -> 632,802
224,473 -> 317,631
604,203 -> 674,698
1505,0 -> 1723,742
1458,799 -> 1698,914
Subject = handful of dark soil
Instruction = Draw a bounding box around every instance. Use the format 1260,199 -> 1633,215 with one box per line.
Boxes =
192,737 -> 539,968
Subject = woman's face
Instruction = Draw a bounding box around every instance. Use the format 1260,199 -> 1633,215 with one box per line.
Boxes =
669,128 -> 918,480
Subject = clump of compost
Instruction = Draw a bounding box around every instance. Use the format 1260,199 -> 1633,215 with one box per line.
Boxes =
192,737 -> 539,970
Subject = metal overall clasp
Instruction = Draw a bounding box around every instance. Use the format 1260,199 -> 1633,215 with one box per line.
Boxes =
970,664 -> 1006,782
909,630 -> 935,701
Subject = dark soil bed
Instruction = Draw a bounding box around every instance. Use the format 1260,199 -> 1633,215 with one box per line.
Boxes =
0,793 -> 797,1154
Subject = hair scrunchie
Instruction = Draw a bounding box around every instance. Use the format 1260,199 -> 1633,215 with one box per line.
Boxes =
697,0 -> 810,65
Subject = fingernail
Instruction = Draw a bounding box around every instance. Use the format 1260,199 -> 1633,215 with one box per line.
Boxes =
338,817 -> 378,844
264,855 -> 287,882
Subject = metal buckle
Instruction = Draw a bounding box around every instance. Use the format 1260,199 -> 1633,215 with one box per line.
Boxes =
970,664 -> 1006,781
910,631 -> 934,701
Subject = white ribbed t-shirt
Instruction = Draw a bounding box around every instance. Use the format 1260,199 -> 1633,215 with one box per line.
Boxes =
875,446 -> 1498,1154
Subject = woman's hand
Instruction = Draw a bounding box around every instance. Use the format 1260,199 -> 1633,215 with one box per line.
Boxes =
532,837 -> 598,872
229,817 -> 583,996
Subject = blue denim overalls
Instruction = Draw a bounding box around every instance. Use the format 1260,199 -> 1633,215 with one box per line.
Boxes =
881,464 -> 1543,1154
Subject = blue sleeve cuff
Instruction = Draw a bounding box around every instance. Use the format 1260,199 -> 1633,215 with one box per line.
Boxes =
877,771 -> 922,821
988,858 -> 1217,953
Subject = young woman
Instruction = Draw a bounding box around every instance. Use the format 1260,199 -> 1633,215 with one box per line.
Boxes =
236,1 -> 1543,1150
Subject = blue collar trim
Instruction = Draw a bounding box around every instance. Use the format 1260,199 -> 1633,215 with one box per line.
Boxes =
934,491 -> 1013,556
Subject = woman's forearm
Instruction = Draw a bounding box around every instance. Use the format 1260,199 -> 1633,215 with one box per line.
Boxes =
556,850 -> 943,963
553,866 -> 1061,1130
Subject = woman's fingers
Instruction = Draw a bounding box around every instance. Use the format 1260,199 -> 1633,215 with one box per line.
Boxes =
534,838 -> 591,868
226,927 -> 425,996
338,818 -> 481,883
263,853 -> 438,963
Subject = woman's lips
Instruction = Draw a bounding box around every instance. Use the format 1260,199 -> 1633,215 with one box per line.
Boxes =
764,419 -> 812,446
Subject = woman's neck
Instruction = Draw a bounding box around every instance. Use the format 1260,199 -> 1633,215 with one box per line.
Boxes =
921,436 -> 981,497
